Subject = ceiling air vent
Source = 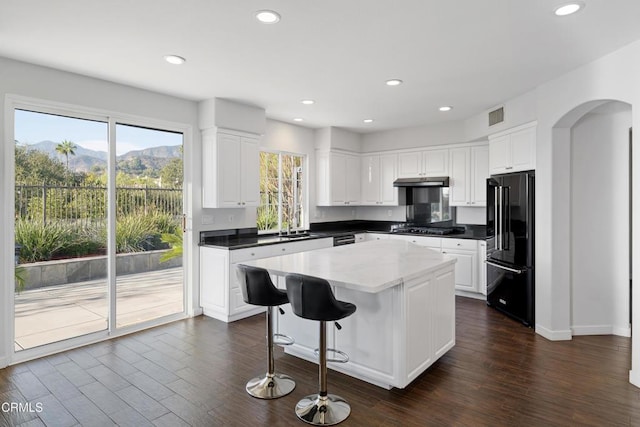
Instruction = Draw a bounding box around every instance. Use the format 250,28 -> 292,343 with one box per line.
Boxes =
488,106 -> 505,127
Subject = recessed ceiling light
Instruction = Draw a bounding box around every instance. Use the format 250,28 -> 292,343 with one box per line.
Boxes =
293,118 -> 303,122
363,119 -> 374,123
439,106 -> 453,112
163,55 -> 186,65
554,2 -> 584,16
255,10 -> 281,24
301,99 -> 315,105
385,79 -> 403,86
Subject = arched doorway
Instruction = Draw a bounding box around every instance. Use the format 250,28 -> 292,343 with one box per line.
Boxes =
553,100 -> 632,337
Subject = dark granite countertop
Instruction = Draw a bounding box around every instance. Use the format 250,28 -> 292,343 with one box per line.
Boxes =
200,221 -> 488,250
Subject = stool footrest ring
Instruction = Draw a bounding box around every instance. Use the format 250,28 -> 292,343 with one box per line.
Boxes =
273,333 -> 295,346
313,348 -> 349,363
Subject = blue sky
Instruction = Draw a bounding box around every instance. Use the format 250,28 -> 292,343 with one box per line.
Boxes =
15,110 -> 182,156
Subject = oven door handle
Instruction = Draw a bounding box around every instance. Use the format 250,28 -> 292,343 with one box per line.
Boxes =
485,260 -> 524,274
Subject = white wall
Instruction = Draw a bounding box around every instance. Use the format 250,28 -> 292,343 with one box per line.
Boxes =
0,57 -> 200,368
361,120 -> 466,152
570,104 -> 631,336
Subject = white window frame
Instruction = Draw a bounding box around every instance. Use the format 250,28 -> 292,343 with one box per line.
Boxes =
258,149 -> 307,234
3,94 -> 194,365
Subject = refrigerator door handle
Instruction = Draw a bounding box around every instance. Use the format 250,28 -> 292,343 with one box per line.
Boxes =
497,186 -> 503,251
494,186 -> 499,246
503,186 -> 510,251
485,260 -> 525,274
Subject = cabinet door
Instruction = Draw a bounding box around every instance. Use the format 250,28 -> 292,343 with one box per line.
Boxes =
471,145 -> 489,206
361,155 -> 380,205
489,134 -> 511,175
330,153 -> 347,204
510,126 -> 536,171
442,249 -> 476,292
218,133 -> 242,207
423,149 -> 449,177
449,147 -> 469,206
345,154 -> 361,204
379,154 -> 398,205
240,137 -> 260,207
478,241 -> 487,296
316,152 -> 331,206
398,151 -> 422,178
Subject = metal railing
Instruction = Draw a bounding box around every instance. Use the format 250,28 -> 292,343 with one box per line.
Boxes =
15,183 -> 182,226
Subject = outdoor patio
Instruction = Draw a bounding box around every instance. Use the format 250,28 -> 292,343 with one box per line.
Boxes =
14,267 -> 183,351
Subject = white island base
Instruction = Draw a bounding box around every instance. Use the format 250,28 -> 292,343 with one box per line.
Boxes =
242,240 -> 456,390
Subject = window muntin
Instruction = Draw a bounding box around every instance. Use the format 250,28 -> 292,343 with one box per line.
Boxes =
258,151 -> 305,233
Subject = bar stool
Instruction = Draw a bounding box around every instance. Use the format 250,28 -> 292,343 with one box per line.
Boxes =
285,273 -> 357,426
237,265 -> 296,399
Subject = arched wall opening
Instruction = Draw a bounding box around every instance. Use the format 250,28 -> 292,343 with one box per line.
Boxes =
552,100 -> 633,337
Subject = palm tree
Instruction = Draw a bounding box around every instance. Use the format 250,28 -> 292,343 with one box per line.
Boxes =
55,139 -> 77,171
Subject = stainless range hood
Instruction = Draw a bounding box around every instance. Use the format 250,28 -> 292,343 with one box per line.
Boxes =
393,177 -> 450,187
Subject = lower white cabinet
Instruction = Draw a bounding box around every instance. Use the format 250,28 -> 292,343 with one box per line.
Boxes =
441,238 -> 478,293
372,233 -> 485,298
200,238 -> 333,322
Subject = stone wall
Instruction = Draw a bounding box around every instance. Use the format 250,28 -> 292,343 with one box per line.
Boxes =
19,250 -> 182,290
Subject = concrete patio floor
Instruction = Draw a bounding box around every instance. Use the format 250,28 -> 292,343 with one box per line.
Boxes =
14,267 -> 184,351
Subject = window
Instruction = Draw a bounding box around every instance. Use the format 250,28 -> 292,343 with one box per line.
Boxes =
258,151 -> 305,233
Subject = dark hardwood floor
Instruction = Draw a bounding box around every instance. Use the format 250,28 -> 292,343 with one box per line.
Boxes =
1,297 -> 639,426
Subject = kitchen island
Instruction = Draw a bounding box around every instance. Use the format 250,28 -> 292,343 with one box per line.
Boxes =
240,239 -> 456,389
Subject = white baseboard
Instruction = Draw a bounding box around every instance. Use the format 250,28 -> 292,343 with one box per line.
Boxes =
630,370 -> 640,389
572,324 -> 631,337
572,325 -> 613,336
613,325 -> 632,337
455,290 -> 486,300
535,324 -> 572,341
0,356 -> 8,369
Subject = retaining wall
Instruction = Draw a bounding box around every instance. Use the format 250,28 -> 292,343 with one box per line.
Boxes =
19,250 -> 182,289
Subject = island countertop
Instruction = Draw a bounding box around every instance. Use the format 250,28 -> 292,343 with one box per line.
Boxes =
240,239 -> 456,293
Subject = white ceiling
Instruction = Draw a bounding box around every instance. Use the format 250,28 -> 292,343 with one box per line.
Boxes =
2,0 -> 640,133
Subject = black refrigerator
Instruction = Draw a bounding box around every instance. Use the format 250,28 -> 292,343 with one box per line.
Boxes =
486,171 -> 535,327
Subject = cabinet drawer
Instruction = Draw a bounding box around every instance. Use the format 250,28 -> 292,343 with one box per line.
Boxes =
442,238 -> 477,251
230,245 -> 274,263
270,238 -> 332,256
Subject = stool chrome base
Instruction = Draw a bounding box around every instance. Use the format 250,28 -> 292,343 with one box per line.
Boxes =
246,373 -> 295,399
295,393 -> 351,425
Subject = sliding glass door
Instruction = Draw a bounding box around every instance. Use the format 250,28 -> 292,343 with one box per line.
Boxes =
12,107 -> 185,354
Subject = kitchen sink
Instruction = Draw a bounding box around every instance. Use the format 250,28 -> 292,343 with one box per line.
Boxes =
279,233 -> 312,239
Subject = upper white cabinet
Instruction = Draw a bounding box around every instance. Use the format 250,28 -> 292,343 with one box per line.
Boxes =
489,122 -> 536,174
449,144 -> 489,207
361,153 -> 398,205
317,151 -> 361,206
202,129 -> 260,208
398,148 -> 449,178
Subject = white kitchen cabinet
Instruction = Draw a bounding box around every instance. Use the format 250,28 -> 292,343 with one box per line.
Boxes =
398,148 -> 449,178
354,233 -> 367,243
449,145 -> 489,207
361,153 -> 398,205
478,240 -> 487,296
317,151 -> 361,206
202,129 -> 260,208
200,237 -> 333,322
441,238 -> 478,293
387,234 -> 484,297
389,234 -> 442,250
489,122 -> 536,174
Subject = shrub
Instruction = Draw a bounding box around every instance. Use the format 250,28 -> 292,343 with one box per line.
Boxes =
109,214 -> 155,253
15,220 -> 74,262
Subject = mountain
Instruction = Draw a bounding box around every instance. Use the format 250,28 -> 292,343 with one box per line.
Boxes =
18,140 -> 181,174
27,140 -> 108,161
119,145 -> 181,160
